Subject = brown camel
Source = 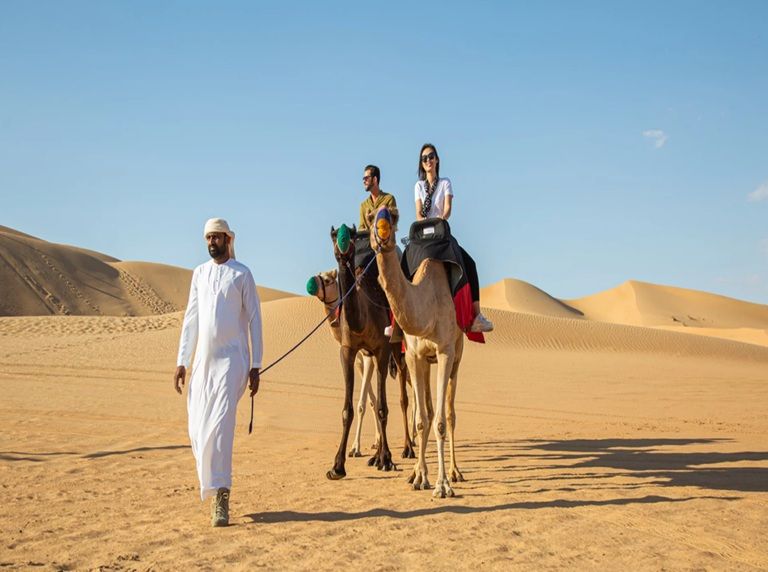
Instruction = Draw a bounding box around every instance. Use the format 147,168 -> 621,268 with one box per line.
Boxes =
367,207 -> 464,498
309,269 -> 382,456
324,224 -> 412,479
308,268 -> 416,459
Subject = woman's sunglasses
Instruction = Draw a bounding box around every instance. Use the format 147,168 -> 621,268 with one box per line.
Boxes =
421,152 -> 437,163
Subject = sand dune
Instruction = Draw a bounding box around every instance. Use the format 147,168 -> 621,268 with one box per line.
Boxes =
480,278 -> 584,319
2,227 -> 768,569
566,279 -> 768,329
0,226 -> 295,317
480,278 -> 768,348
2,292 -> 767,569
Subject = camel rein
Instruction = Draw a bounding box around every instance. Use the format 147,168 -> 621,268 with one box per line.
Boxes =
248,246 -> 381,434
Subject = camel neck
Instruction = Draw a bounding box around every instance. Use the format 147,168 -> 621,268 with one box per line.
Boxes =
376,246 -> 428,334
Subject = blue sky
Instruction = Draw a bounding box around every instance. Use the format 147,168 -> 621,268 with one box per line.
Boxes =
2,1 -> 767,302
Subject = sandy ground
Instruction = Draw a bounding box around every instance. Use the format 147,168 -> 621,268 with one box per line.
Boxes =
2,296 -> 767,571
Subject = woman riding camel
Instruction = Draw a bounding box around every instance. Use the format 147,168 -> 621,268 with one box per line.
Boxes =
414,143 -> 493,333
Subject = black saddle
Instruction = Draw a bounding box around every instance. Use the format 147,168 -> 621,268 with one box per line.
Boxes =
401,218 -> 466,296
353,229 -> 376,272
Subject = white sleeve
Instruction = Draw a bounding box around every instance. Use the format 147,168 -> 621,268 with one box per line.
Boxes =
243,269 -> 263,369
414,181 -> 424,202
177,268 -> 199,368
443,178 -> 454,197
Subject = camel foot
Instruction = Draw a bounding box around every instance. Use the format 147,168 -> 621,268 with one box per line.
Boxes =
348,447 -> 363,458
326,468 -> 346,480
450,467 -> 465,482
408,468 -> 430,490
401,443 -> 416,459
377,452 -> 395,472
432,479 -> 455,498
367,454 -> 395,471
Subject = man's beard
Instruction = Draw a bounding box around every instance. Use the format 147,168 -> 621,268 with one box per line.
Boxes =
208,244 -> 225,259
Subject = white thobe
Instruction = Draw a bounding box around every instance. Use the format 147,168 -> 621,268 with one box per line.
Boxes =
177,259 -> 263,500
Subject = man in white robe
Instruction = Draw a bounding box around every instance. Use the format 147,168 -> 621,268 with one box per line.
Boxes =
173,218 -> 263,527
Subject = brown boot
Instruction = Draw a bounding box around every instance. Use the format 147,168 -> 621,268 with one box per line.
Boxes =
211,487 -> 230,527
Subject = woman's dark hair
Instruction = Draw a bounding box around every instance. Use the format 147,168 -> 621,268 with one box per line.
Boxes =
417,143 -> 440,181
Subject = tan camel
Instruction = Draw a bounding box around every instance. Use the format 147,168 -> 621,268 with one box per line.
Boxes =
367,207 -> 464,498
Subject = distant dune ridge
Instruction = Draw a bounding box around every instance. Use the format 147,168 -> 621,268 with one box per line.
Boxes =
1,224 -> 766,348
0,225 -> 295,317
481,278 -> 768,347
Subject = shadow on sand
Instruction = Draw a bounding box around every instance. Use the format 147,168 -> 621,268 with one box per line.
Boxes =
0,451 -> 79,462
246,494 -> 737,524
83,444 -> 189,459
0,444 -> 190,462
467,438 -> 768,494
247,437 -> 766,524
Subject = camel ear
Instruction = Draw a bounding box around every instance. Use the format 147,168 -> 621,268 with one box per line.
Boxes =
365,209 -> 376,227
330,268 -> 338,280
389,207 -> 399,230
330,226 -> 337,240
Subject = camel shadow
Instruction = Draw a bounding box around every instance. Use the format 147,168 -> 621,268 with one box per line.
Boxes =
470,438 -> 768,494
246,494 -> 736,524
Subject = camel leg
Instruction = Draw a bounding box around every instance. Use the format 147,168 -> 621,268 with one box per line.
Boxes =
447,369 -> 464,482
397,350 -> 416,459
432,348 -> 455,498
366,361 -> 383,465
368,374 -> 381,450
410,380 -> 418,443
349,355 -> 376,457
327,346 -> 356,480
406,352 -> 430,490
370,347 -> 394,471
425,369 -> 434,429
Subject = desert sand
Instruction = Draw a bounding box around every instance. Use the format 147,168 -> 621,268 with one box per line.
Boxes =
1,227 -> 767,571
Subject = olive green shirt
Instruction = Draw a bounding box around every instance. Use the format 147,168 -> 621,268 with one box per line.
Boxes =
359,191 -> 397,230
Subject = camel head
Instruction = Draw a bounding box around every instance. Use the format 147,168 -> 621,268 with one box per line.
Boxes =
330,224 -> 357,265
367,206 -> 399,253
306,268 -> 339,304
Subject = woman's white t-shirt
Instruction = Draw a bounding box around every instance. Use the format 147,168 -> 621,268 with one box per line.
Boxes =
414,178 -> 453,219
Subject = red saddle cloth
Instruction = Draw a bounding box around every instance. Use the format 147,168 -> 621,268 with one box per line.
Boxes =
454,283 -> 485,344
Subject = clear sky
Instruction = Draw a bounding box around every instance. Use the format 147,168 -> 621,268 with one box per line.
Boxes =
2,1 -> 767,303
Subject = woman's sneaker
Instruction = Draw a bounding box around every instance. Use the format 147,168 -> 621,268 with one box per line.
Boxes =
211,487 -> 230,527
470,313 -> 494,333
